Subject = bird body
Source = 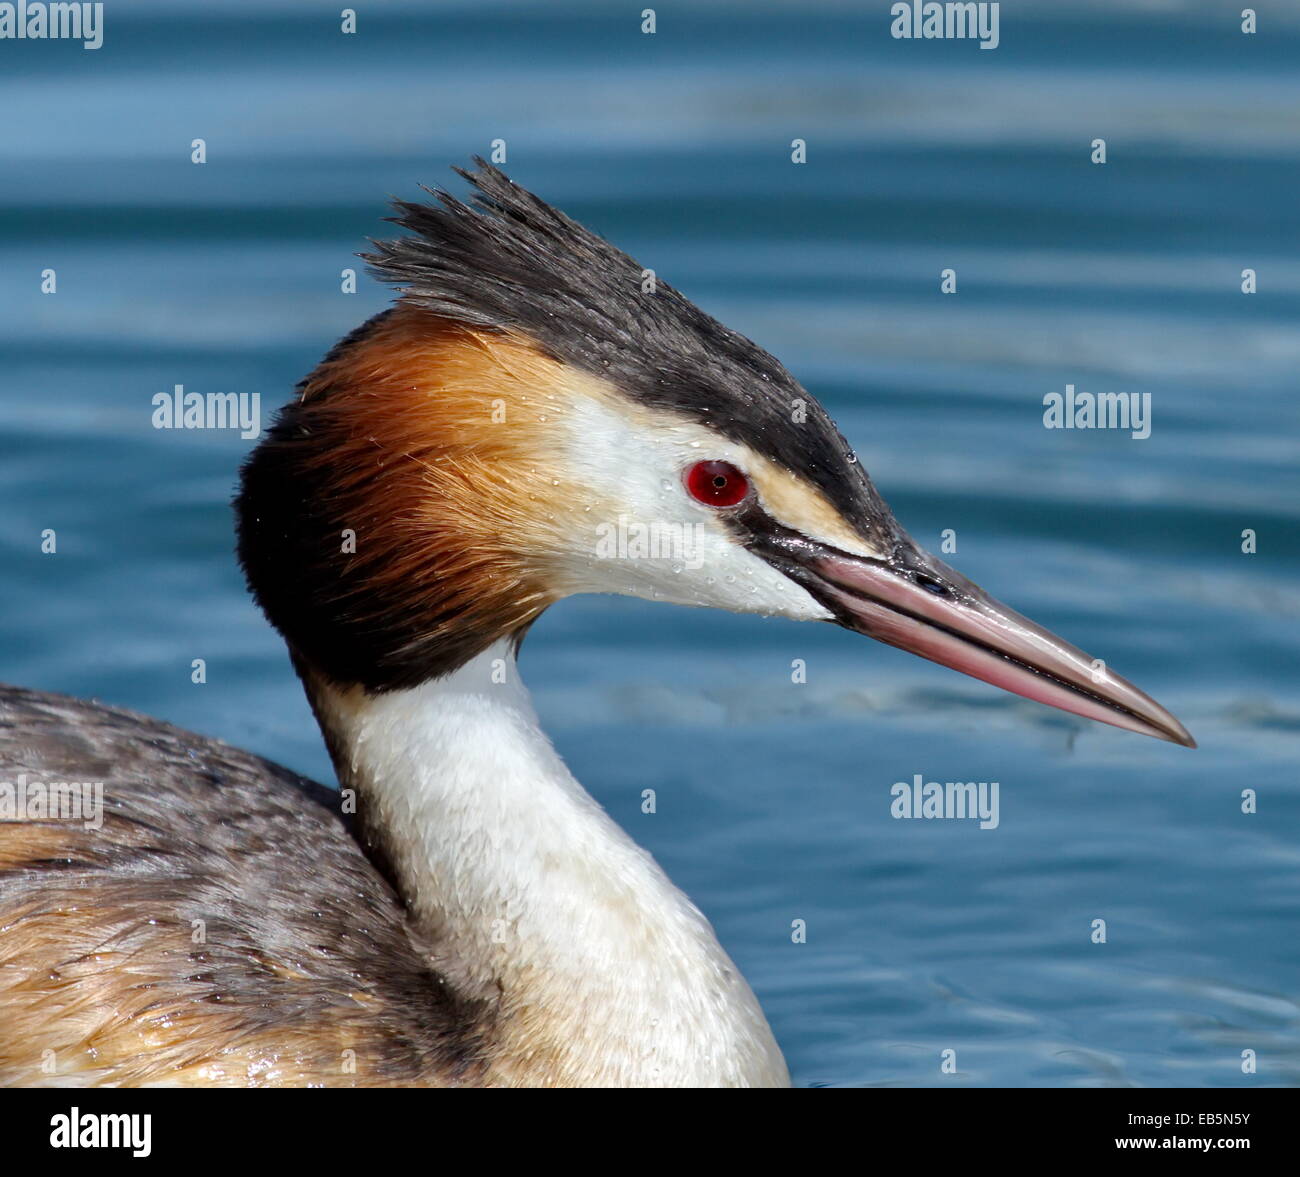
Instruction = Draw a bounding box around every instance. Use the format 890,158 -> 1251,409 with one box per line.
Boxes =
0,651 -> 785,1087
0,684 -> 487,1087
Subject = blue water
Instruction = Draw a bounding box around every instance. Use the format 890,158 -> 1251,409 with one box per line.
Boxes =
2,1 -> 1298,1087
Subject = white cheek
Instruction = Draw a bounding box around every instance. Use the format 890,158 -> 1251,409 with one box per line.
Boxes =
554,397 -> 832,622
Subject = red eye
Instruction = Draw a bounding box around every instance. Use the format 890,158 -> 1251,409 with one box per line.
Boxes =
684,460 -> 750,508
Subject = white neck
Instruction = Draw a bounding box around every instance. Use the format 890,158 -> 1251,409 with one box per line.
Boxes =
311,641 -> 790,1088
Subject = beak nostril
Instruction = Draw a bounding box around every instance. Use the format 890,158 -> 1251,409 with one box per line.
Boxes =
915,574 -> 949,597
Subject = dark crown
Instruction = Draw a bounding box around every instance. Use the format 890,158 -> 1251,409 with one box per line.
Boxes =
363,160 -> 892,541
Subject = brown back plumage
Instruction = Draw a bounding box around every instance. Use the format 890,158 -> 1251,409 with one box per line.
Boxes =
0,685 -> 489,1087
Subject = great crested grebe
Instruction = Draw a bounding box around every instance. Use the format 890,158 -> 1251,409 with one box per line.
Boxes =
0,162 -> 1193,1089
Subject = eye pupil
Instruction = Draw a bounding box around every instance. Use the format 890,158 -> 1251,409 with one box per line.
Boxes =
685,460 -> 750,508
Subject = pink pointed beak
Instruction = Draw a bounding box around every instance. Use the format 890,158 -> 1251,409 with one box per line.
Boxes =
766,529 -> 1194,747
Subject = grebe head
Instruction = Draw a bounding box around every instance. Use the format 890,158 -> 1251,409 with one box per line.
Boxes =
237,160 -> 1193,747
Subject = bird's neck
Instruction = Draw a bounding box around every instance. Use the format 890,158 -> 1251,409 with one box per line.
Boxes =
306,641 -> 789,1088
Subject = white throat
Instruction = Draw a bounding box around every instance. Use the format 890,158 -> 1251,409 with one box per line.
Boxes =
311,641 -> 790,1088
